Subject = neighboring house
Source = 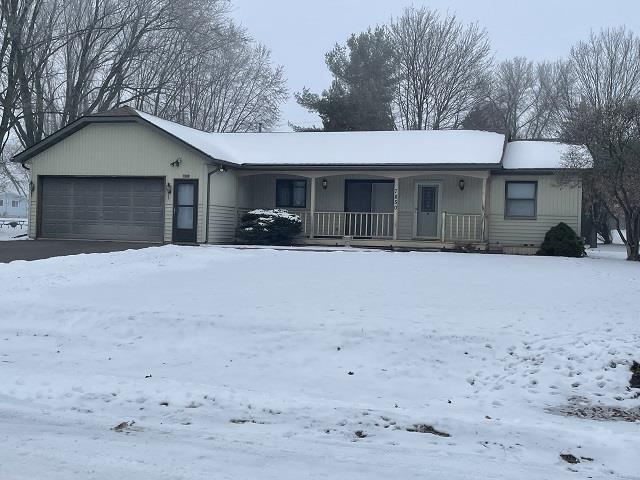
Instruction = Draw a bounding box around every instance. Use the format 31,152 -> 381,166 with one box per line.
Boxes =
12,107 -> 585,254
0,191 -> 28,218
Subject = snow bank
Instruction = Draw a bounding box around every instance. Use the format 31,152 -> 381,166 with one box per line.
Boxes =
0,247 -> 638,479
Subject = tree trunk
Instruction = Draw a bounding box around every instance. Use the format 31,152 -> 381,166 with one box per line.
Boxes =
625,214 -> 640,261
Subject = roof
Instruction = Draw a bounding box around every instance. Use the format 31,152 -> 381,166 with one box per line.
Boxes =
13,107 -> 587,171
136,110 -> 506,167
502,140 -> 589,170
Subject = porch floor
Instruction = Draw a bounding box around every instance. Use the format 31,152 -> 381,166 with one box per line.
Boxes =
299,237 -> 489,251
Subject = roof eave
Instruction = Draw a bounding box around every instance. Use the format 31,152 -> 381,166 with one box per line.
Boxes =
239,163 -> 500,171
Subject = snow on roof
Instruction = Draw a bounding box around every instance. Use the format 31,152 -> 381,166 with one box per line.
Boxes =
136,110 -> 505,167
136,110 -> 234,162
502,141 -> 589,170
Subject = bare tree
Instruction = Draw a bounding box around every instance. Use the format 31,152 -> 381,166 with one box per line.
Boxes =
563,27 -> 640,261
390,6 -> 491,130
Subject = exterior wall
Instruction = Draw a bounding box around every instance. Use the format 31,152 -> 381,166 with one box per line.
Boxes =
488,173 -> 582,247
26,122 -> 210,243
237,172 -> 485,241
207,169 -> 238,243
397,175 -> 483,240
0,192 -> 28,218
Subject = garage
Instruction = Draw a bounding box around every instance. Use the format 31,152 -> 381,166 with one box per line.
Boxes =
40,177 -> 165,242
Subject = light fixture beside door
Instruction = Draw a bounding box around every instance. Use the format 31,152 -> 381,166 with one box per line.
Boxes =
458,179 -> 465,191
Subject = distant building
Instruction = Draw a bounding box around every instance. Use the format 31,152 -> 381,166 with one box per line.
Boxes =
0,191 -> 28,218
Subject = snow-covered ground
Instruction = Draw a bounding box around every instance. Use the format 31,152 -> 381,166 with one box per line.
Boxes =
0,218 -> 28,241
1,246 -> 638,479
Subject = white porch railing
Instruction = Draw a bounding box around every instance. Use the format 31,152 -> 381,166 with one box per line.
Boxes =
441,212 -> 484,243
314,212 -> 393,238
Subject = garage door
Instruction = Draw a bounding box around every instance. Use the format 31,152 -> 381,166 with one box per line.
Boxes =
40,177 -> 165,242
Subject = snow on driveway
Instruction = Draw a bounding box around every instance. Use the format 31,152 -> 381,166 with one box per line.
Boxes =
0,246 -> 638,479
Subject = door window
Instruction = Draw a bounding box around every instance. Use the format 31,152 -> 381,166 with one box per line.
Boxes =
421,187 -> 436,212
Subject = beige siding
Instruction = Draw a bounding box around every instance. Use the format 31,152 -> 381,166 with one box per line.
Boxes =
238,172 -> 485,241
208,169 -> 238,243
397,175 -> 483,240
488,174 -> 582,247
27,122 -> 213,243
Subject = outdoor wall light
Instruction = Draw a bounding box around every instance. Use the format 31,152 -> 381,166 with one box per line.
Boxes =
217,164 -> 226,173
322,178 -> 328,190
458,179 -> 465,191
166,182 -> 172,195
170,157 -> 182,168
29,180 -> 35,193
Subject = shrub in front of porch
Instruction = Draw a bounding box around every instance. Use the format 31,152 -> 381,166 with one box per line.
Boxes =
537,222 -> 585,258
237,209 -> 303,245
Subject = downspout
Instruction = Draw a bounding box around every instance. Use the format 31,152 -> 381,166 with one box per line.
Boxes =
205,167 -> 216,244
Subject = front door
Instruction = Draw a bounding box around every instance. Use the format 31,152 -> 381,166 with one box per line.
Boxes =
173,179 -> 198,243
417,185 -> 439,238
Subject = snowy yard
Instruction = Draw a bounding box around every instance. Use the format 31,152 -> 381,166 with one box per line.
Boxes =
1,245 -> 638,479
0,221 -> 27,241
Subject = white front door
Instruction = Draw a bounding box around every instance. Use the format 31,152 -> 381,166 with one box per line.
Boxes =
417,185 -> 439,238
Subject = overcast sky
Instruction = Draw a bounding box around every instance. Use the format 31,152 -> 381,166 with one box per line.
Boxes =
231,0 -> 639,131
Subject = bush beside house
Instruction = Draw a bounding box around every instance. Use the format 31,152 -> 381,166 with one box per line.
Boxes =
537,222 -> 585,258
237,209 -> 302,245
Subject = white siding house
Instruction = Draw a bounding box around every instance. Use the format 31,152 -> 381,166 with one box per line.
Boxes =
11,107 -> 586,253
0,191 -> 28,218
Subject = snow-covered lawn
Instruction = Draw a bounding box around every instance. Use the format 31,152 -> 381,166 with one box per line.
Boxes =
0,218 -> 28,241
1,246 -> 638,479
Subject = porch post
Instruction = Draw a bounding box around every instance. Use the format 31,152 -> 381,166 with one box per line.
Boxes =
393,177 -> 399,240
309,177 -> 316,239
481,176 -> 488,241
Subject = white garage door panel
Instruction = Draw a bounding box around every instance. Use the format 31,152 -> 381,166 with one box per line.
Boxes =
41,177 -> 164,242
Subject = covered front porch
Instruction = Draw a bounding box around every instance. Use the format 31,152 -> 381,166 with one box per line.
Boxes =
237,170 -> 490,249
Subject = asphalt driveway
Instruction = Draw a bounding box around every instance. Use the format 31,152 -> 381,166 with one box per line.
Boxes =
0,240 -> 158,263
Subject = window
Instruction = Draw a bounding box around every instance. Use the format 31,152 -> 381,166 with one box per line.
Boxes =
0,199 -> 3,206
505,181 -> 537,218
11,200 -> 19,208
276,179 -> 306,208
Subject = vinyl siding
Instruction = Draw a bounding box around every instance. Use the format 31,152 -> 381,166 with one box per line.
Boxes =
396,175 -> 483,240
26,122 -> 211,243
488,174 -> 582,247
238,172 -> 485,241
208,169 -> 237,243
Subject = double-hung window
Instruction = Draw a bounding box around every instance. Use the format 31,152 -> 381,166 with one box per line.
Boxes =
11,200 -> 19,208
505,181 -> 537,219
276,179 -> 306,208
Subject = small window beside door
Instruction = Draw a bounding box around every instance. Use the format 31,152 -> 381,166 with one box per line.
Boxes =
505,181 -> 537,219
276,179 -> 306,208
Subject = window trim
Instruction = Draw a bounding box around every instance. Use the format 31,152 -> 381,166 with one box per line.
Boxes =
275,178 -> 307,208
11,200 -> 19,208
504,180 -> 538,220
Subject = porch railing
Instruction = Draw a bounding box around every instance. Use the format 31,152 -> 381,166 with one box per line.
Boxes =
314,212 -> 393,238
442,212 -> 483,243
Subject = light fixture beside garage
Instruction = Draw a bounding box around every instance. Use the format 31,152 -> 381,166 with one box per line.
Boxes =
170,157 -> 182,168
166,182 -> 172,196
458,179 -> 465,191
322,178 -> 328,190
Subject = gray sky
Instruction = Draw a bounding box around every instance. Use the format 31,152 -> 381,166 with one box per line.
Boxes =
231,0 -> 639,131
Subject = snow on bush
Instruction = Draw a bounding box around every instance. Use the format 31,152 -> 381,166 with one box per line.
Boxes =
237,209 -> 302,245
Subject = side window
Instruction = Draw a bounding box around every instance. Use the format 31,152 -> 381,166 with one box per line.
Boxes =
505,181 -> 537,219
276,179 -> 306,208
12,200 -> 19,208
